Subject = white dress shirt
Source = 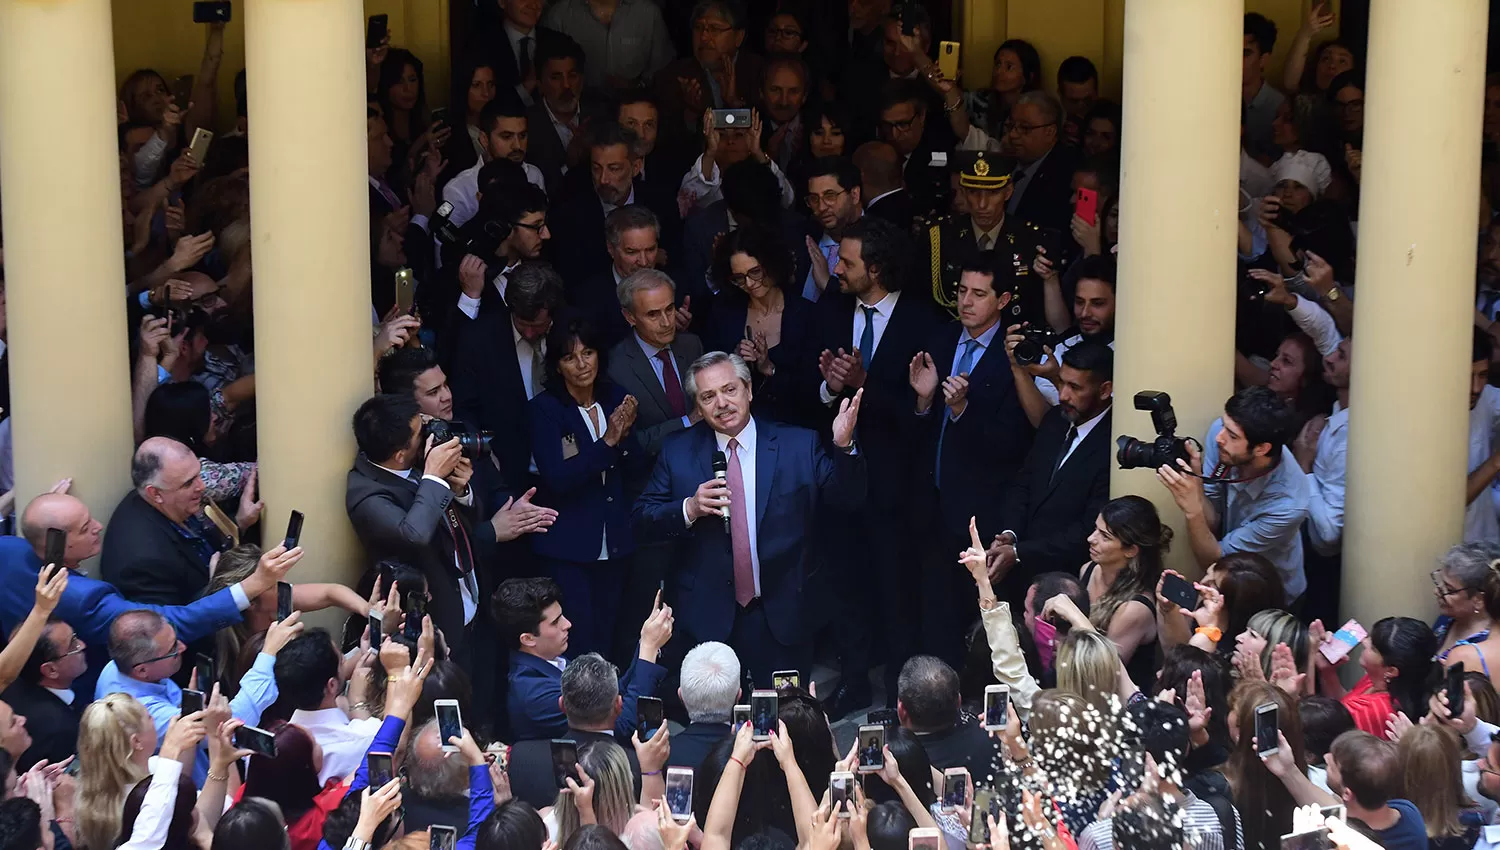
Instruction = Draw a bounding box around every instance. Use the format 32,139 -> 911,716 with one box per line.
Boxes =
1306,402 -> 1349,556
682,419 -> 761,596
576,401 -> 611,560
1058,404 -> 1109,468
44,686 -> 74,705
516,322 -> 546,401
601,186 -> 635,218
457,261 -> 520,319
545,102 -> 577,172
680,154 -> 795,209
289,707 -> 383,784
820,291 -> 901,404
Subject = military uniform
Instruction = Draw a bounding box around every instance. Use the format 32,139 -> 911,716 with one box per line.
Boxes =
921,151 -> 1053,329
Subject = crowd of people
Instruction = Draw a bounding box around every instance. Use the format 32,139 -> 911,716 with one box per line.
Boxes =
3,0 -> 1500,847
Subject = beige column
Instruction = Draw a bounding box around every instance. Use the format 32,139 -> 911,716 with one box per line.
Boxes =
1109,0 -> 1242,578
246,0 -> 372,588
1343,0 -> 1486,625
0,0 -> 135,527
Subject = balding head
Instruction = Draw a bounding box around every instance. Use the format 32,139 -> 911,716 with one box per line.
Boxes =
21,493 -> 101,567
132,437 -> 205,523
853,141 -> 903,197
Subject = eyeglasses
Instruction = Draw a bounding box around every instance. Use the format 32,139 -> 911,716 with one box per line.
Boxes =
1003,120 -> 1051,135
728,266 -> 766,287
766,27 -> 803,40
137,644 -> 181,666
693,22 -> 733,37
1335,98 -> 1364,113
880,117 -> 917,133
804,189 -> 848,208
1431,569 -> 1474,598
512,219 -> 548,234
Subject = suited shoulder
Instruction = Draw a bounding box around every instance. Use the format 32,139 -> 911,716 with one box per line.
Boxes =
658,421 -> 712,454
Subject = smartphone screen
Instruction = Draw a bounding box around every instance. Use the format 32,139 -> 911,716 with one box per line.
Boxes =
665,768 -> 694,823
941,769 -> 968,812
1161,572 -> 1200,611
732,704 -> 750,731
1320,619 -> 1368,664
180,688 -> 204,716
42,528 -> 66,579
436,700 -> 463,752
550,739 -> 579,790
829,771 -> 853,817
194,655 -> 214,693
235,725 -> 278,758
1447,662 -> 1466,717
428,825 -> 457,850
637,696 -> 664,741
403,593 -> 427,641
283,510 -> 304,550
982,685 -> 1009,730
968,788 -> 995,845
367,751 -> 394,787
1255,703 -> 1279,755
772,670 -> 800,690
276,581 -> 293,621
368,612 -> 383,648
856,724 -> 885,773
750,690 -> 777,741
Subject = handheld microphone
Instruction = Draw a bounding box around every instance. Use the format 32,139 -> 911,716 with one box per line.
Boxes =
711,450 -> 730,531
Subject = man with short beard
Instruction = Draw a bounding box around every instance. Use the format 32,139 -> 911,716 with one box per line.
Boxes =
801,158 -> 862,302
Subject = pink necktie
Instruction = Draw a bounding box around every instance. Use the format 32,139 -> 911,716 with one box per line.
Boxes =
727,439 -> 755,606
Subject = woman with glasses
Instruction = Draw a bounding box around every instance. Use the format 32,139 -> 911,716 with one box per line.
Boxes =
705,227 -> 820,428
1431,542 -> 1500,681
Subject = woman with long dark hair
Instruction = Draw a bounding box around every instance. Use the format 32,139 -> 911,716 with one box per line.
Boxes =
1079,495 -> 1169,687
377,49 -> 448,187
446,58 -> 500,172
1316,616 -> 1437,736
1157,552 -> 1286,662
239,723 -> 343,850
968,39 -> 1040,135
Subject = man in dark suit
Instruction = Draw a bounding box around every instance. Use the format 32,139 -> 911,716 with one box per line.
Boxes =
570,206 -> 667,352
617,91 -> 691,203
801,158 -> 864,303
853,142 -> 914,234
896,655 -> 1001,781
3,620 -> 87,769
525,36 -> 586,199
368,108 -> 436,316
989,340 -> 1113,600
877,79 -> 957,220
633,350 -> 866,687
652,1 -> 764,166
669,640 -> 739,770
1002,91 -> 1079,232
908,254 -> 1033,665
461,0 -> 560,108
813,216 -> 944,718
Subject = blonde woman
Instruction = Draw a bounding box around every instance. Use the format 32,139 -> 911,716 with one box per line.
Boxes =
1055,630 -> 1126,719
76,693 -> 155,850
543,740 -> 643,845
1397,724 -> 1482,849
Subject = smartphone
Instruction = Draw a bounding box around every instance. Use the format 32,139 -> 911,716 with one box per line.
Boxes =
281,510 -> 304,551
276,581 -> 293,621
1447,661 -> 1466,718
637,696 -> 664,741
428,825 -> 457,850
982,684 -> 1009,731
188,127 -> 214,166
42,527 -> 66,579
366,14 -> 389,50
732,704 -> 751,731
180,688 -> 204,716
63,758 -> 81,777
194,655 -> 214,693
430,106 -> 450,129
367,751 -> 394,787
1320,619 -> 1368,664
171,75 -> 195,108
1034,617 -> 1058,669
403,593 -> 427,641
192,1 -> 231,23
829,771 -> 854,817
937,41 -> 961,81
711,108 -> 752,130
856,724 -> 885,773
941,767 -> 969,812
665,767 -> 694,823
968,788 -> 995,845
1318,804 -> 1346,823
867,707 -> 898,727
772,670 -> 800,690
750,689 -> 777,741
435,699 -> 463,753
1160,572 -> 1200,611
234,725 -> 278,758
1278,827 -> 1333,850
1255,702 -> 1279,756
909,828 -> 942,850
1074,186 -> 1099,227
368,612 -> 383,648
550,739 -> 579,790
394,268 -> 417,314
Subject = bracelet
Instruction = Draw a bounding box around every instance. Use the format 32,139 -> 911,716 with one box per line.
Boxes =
729,755 -> 746,769
642,769 -> 662,776
943,98 -> 962,114
206,769 -> 228,782
1194,626 -> 1223,643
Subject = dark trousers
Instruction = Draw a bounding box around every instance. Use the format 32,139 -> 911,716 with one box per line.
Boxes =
727,600 -> 810,690
546,555 -> 630,661
1301,527 -> 1343,627
833,508 -> 917,699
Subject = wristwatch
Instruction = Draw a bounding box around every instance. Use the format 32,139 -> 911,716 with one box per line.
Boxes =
1323,286 -> 1342,302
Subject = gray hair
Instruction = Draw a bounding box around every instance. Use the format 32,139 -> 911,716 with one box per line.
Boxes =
108,610 -> 169,670
895,654 -> 960,733
679,641 -> 741,723
605,205 -> 660,251
1439,542 -> 1500,591
683,351 -> 752,400
407,719 -> 469,800
616,268 -> 676,309
1017,89 -> 1063,129
560,653 -> 621,728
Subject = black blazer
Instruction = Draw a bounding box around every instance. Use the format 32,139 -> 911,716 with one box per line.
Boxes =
345,456 -> 497,666
461,23 -> 563,99
549,183 -> 683,286
507,727 -> 641,808
606,332 -> 704,499
997,406 -> 1112,594
446,304 -> 534,490
525,101 -> 569,201
915,718 -> 1003,780
864,189 -> 917,234
912,323 -> 1034,535
1,679 -> 81,770
1010,146 -> 1080,232
99,491 -> 217,606
667,721 -> 731,771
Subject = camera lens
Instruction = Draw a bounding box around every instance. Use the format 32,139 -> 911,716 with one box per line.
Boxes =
1013,340 -> 1042,365
1115,435 -> 1153,470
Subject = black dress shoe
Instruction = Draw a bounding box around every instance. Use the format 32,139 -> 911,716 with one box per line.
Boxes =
821,680 -> 873,722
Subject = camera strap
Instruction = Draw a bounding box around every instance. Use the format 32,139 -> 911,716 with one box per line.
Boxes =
1198,461 -> 1275,486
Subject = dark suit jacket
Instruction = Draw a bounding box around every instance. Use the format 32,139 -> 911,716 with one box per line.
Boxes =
99,491 -> 218,606
632,418 -> 867,647
447,304 -> 534,489
667,720 -> 731,771
461,22 -> 563,99
864,189 -> 917,233
653,52 -> 766,163
1010,146 -> 1080,232
997,406 -> 1112,594
913,323 -> 1034,534
1,680 -> 80,770
606,331 -> 704,498
525,101 -> 570,201
550,184 -> 684,286
506,650 -> 666,742
345,456 -> 497,666
677,202 -> 731,331
368,183 -> 435,316
507,725 -> 644,807
915,719 -> 1003,781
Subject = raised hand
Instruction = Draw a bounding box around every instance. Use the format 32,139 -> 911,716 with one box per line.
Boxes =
33,567 -> 67,617
458,254 -> 488,299
675,295 -> 693,331
639,592 -> 674,661
831,388 -> 864,448
235,467 -> 263,531
806,236 -> 832,292
1269,642 -> 1305,695
909,353 -> 939,406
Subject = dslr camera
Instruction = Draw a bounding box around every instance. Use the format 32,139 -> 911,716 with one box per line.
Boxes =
1116,391 -> 1192,470
433,201 -> 505,262
421,418 -> 494,461
1012,327 -> 1063,366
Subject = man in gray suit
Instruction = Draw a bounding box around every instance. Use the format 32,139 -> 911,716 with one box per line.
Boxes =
609,268 -> 702,658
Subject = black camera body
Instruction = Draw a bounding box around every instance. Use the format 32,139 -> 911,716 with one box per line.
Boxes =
1116,391 -> 1192,470
1012,328 -> 1063,366
422,418 -> 494,461
434,204 -> 507,263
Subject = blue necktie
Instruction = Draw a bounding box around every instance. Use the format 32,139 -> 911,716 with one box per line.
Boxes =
936,339 -> 980,489
859,306 -> 876,372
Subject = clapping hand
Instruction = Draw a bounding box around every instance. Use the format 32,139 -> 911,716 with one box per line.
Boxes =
830,388 -> 864,449
909,353 -> 939,408
603,396 -> 639,447
490,487 -> 559,541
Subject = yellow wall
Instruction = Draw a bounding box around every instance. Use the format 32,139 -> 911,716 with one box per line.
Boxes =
111,0 -> 449,133
960,0 -> 1340,100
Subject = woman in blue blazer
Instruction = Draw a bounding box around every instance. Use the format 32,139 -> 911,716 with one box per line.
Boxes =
527,318 -> 643,659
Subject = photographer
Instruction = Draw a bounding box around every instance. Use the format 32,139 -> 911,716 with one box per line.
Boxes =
1156,386 -> 1310,605
1006,253 -> 1117,430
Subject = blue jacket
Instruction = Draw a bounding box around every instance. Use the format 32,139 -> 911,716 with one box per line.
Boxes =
506,650 -> 666,741
0,537 -> 243,699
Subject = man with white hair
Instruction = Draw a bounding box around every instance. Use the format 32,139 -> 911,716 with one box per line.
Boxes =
669,641 -> 741,770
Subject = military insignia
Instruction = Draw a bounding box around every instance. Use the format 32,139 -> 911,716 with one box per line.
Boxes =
974,157 -> 990,177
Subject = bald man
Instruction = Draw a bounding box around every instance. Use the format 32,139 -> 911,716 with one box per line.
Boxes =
0,491 -> 297,699
853,141 -> 915,231
99,437 -> 262,607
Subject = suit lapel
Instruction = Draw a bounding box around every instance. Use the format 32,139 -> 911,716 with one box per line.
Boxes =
754,420 -> 776,540
624,341 -> 673,417
1040,409 -> 1111,501
358,455 -> 419,494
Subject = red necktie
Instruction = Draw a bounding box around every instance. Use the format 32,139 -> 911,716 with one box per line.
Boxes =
656,349 -> 687,418
727,439 -> 755,606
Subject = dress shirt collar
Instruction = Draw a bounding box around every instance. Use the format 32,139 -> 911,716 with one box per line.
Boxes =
714,416 -> 758,455
601,186 -> 636,217
1240,452 -> 1290,500
371,459 -> 415,480
1070,404 -> 1110,443
973,220 -> 1003,247
44,686 -> 74,705
959,321 -> 1002,351
1018,144 -> 1052,171
544,99 -> 577,133
504,20 -> 533,48
290,706 -> 353,728
865,188 -> 901,208
635,332 -> 671,360
858,290 -> 899,316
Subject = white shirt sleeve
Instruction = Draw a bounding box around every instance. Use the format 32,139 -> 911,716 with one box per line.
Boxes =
768,159 -> 794,208
116,759 -> 183,850
1287,295 -> 1343,358
458,293 -> 483,320
680,155 -> 719,207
